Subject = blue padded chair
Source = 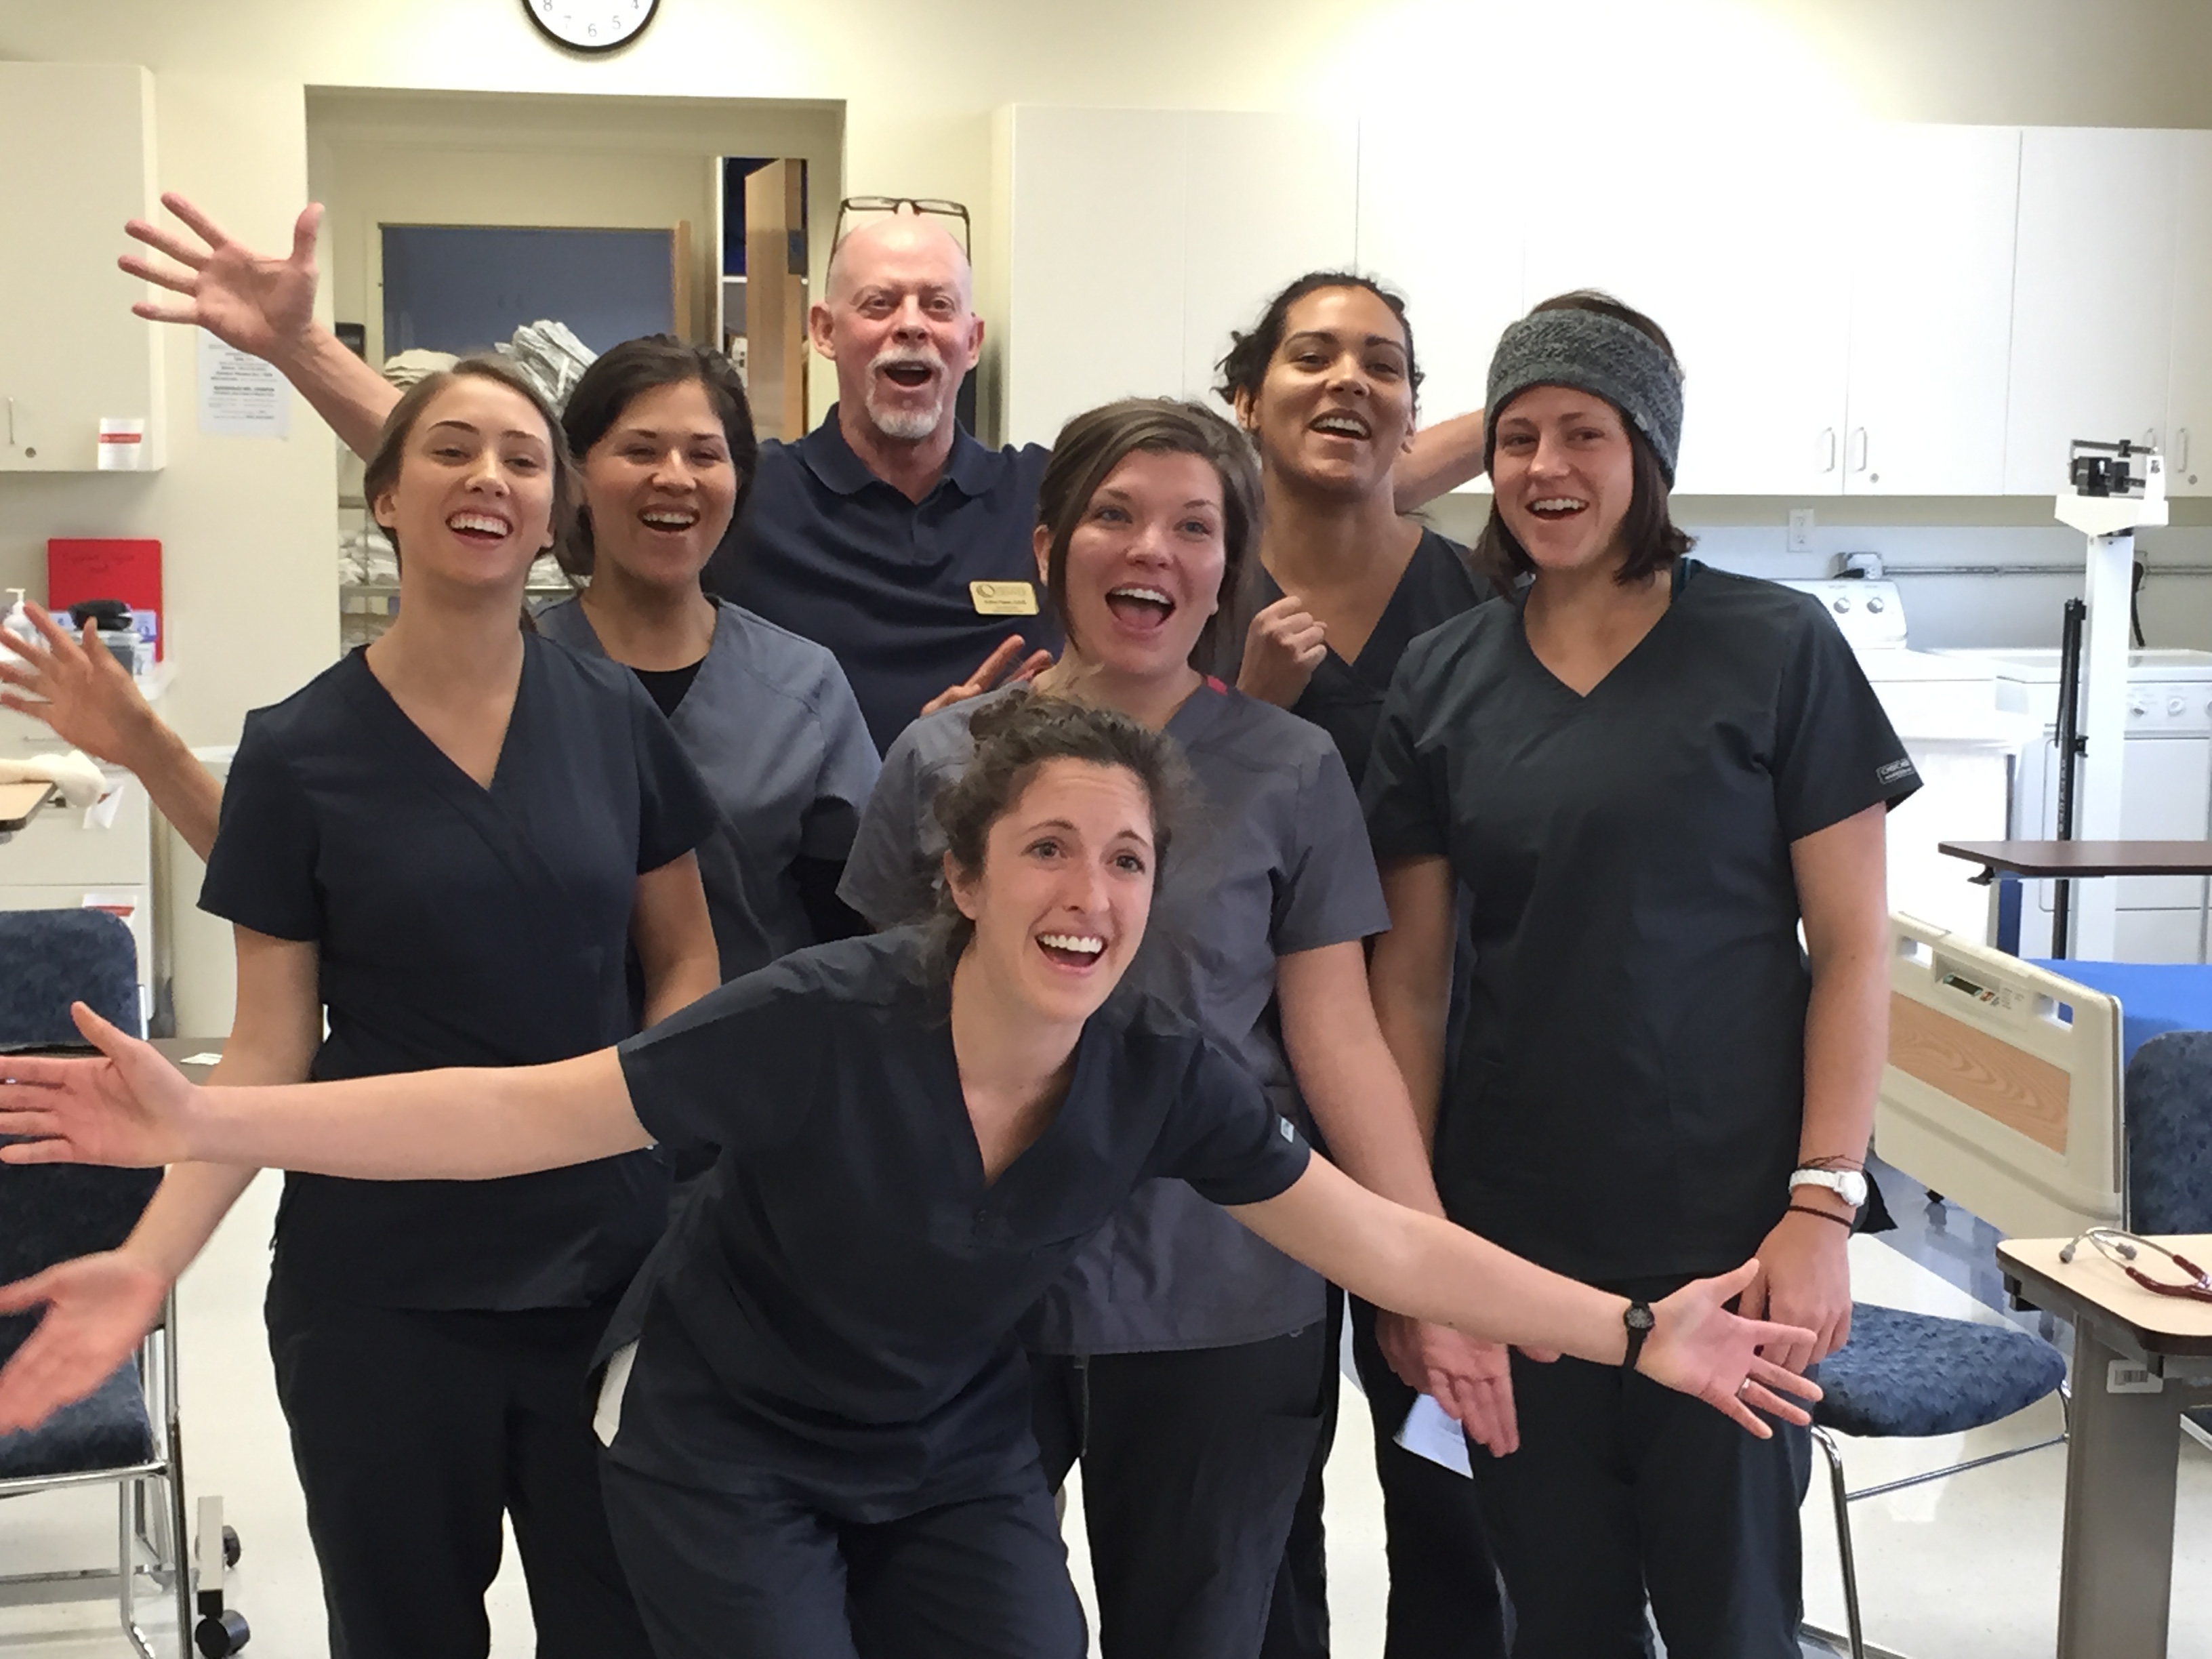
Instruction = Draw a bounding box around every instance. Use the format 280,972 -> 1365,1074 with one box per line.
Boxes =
2122,1031 -> 2212,1448
0,907 -> 199,1658
1803,1303 -> 2069,1659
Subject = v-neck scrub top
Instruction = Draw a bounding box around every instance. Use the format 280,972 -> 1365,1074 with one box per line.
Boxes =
1360,560 -> 1920,1285
199,637 -> 717,1311
535,596 -> 879,979
839,682 -> 1389,1353
701,413 -> 1060,753
602,928 -> 1312,1517
1221,526 -> 1489,790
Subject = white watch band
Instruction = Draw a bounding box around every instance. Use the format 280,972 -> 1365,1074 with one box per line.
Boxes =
1790,1167 -> 1867,1205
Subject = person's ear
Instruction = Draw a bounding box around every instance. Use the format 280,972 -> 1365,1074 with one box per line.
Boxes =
371,488 -> 398,533
1232,386 -> 1258,433
943,849 -> 982,922
807,302 -> 837,360
962,314 -> 985,373
1032,523 -> 1052,588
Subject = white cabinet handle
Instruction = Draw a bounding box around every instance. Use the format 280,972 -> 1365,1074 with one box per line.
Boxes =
5,398 -> 13,447
2180,428 -> 2192,472
1819,428 -> 1837,472
1850,428 -> 1869,473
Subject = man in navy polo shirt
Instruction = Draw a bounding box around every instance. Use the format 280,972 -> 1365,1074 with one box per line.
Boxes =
701,213 -> 1056,752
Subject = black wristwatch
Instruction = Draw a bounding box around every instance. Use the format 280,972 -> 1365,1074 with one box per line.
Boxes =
1622,1300 -> 1656,1372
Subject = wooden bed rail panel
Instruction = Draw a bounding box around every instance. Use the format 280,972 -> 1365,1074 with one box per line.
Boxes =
1888,991 -> 2072,1153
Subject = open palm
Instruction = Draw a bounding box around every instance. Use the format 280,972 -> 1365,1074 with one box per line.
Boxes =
0,1004 -> 194,1168
0,1252 -> 168,1433
119,192 -> 321,360
1643,1261 -> 1824,1435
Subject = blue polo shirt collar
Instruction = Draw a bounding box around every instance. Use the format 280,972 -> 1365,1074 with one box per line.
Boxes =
798,407 -> 1004,500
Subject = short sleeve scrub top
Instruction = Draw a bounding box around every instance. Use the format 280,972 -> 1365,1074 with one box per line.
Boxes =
840,682 -> 1388,1353
200,635 -> 718,1310
1361,559 -> 1921,1283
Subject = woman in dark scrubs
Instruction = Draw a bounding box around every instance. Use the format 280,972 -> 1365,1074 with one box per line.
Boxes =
0,359 -> 722,1659
1212,272 -> 1503,1659
0,696 -> 1825,1659
16,202 -> 880,964
1364,292 -> 1912,1659
841,398 -> 1487,1659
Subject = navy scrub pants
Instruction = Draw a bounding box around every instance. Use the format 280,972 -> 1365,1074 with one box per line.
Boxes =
1469,1345 -> 1812,1659
1031,1320 -> 1330,1659
264,1274 -> 652,1659
1263,1292 -> 1512,1659
598,1457 -> 1086,1659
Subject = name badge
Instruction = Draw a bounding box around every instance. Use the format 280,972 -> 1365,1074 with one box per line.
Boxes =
970,580 -> 1040,617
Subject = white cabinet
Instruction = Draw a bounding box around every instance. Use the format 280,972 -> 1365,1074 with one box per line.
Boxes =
0,63 -> 164,474
998,106 -> 1355,449
1517,124 -> 1853,497
1841,125 -> 2021,497
2166,130 -> 2212,496
1353,112 -> 1525,459
2004,127 -> 2179,496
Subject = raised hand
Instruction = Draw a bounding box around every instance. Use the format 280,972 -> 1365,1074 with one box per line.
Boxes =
0,1252 -> 169,1434
1378,1313 -> 1526,1454
0,1002 -> 198,1168
119,192 -> 322,363
920,633 -> 1054,718
0,603 -> 159,766
1641,1261 -> 1824,1436
1235,594 -> 1328,708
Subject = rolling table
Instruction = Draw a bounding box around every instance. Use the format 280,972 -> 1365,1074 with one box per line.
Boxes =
1938,839 -> 2212,883
0,781 -> 53,841
1999,1235 -> 2212,1659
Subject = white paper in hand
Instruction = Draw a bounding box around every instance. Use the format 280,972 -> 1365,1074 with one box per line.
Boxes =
1395,1393 -> 1474,1477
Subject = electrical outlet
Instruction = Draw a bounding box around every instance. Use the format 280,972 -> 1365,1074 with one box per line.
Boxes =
1788,509 -> 1816,553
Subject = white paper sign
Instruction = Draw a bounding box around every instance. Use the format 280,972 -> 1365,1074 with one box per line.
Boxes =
197,330 -> 290,438
1395,1394 -> 1474,1477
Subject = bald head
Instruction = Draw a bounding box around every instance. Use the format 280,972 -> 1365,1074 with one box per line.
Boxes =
811,211 -> 985,453
825,214 -> 974,306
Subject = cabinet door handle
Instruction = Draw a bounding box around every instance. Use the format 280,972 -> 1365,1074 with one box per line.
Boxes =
2180,428 -> 2192,472
1850,427 -> 1869,473
1819,428 -> 1837,472
5,398 -> 13,448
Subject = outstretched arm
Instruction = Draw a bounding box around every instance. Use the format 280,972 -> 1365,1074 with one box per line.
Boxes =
1231,1156 -> 1820,1436
0,1004 -> 650,1180
0,604 -> 222,860
121,192 -> 398,458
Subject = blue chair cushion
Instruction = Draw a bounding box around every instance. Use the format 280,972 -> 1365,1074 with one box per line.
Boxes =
0,1358 -> 152,1479
1814,1303 -> 2066,1439
2124,1031 -> 2212,1234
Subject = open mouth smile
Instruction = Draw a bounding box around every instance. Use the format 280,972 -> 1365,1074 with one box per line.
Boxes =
1038,931 -> 1107,970
446,511 -> 514,545
639,507 -> 700,533
1104,585 -> 1176,632
1525,496 -> 1590,520
1309,410 -> 1372,441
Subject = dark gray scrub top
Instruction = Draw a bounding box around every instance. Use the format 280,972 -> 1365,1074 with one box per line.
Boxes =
700,412 -> 1060,753
605,928 -> 1313,1517
537,596 -> 879,979
1361,560 -> 1922,1286
199,636 -> 716,1311
840,682 -> 1389,1353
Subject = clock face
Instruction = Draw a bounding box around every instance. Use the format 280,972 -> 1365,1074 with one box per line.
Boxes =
527,0 -> 657,52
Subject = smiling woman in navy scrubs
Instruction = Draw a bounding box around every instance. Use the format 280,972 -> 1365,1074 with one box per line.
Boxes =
1211,272 -> 1502,1659
842,399 -> 1500,1659
0,697 -> 1826,1659
0,359 -> 721,1659
1364,293 -> 1916,1659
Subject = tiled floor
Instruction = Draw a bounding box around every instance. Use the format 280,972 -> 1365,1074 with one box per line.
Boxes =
4,1166 -> 2209,1658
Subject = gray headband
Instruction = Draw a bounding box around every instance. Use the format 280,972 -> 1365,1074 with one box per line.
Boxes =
1484,308 -> 1684,485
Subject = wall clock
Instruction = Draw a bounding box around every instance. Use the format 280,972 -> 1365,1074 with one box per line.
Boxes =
526,0 -> 657,52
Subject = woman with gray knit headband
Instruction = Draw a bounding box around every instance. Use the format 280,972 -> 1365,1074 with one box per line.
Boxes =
1362,291 -> 1917,1657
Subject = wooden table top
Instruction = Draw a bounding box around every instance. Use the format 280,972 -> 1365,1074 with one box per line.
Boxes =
1938,839 -> 2212,878
1999,1234 -> 2212,1355
0,780 -> 53,833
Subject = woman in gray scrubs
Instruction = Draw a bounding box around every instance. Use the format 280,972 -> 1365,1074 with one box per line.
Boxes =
532,337 -> 880,977
839,398 -> 1482,1659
